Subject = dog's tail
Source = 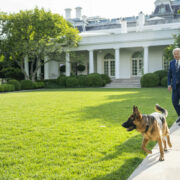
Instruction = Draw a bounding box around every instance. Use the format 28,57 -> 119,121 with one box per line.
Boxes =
155,104 -> 168,117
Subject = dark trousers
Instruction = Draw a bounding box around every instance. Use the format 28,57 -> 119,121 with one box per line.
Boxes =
172,84 -> 180,116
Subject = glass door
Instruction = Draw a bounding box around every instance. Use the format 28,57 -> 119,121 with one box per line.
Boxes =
104,60 -> 115,77
132,58 -> 143,76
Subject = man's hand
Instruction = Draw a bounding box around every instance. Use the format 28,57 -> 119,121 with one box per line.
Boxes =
168,85 -> 172,91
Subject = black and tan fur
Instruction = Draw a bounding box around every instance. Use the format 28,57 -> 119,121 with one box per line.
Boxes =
122,104 -> 172,161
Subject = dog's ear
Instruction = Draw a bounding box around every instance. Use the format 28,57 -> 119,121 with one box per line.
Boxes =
133,105 -> 136,112
134,106 -> 142,118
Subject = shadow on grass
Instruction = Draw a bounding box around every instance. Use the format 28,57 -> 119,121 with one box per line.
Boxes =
100,135 -> 143,161
77,89 -> 173,125
93,157 -> 143,180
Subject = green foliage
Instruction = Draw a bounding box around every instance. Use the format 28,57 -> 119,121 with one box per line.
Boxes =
77,75 -> 88,87
0,8 -> 81,80
56,76 -> 67,87
86,73 -> 104,87
43,79 -> 59,88
77,64 -> 86,72
164,34 -> 180,62
154,70 -> 168,85
1,67 -> 24,80
66,77 -> 79,87
161,76 -> 168,87
141,73 -> 160,87
100,74 -> 111,85
0,84 -> 15,92
21,80 -> 34,90
7,79 -> 21,90
60,65 -> 65,73
33,81 -> 45,89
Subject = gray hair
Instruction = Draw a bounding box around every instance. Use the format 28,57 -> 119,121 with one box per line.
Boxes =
172,48 -> 180,55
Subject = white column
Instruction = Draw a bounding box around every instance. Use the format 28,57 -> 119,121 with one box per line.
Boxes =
44,56 -> 49,80
37,60 -> 41,80
144,46 -> 149,74
115,48 -> 120,79
24,55 -> 29,80
66,52 -> 71,76
89,50 -> 94,74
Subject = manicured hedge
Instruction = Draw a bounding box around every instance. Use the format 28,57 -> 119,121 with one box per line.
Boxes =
161,76 -> 168,87
0,84 -> 15,92
33,81 -> 45,89
7,79 -> 21,90
21,80 -> 34,90
66,77 -> 79,88
140,73 -> 160,87
56,76 -> 67,87
86,73 -> 104,87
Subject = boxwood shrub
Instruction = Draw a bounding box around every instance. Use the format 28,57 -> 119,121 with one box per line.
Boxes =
0,84 -> 15,92
77,75 -> 88,87
21,80 -> 34,90
66,77 -> 79,88
33,81 -> 45,89
56,76 -> 67,87
7,79 -> 21,90
141,73 -> 160,87
100,74 -> 111,85
86,73 -> 104,87
161,76 -> 168,87
154,70 -> 168,85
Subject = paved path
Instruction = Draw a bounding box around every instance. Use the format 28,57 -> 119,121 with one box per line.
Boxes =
128,122 -> 180,180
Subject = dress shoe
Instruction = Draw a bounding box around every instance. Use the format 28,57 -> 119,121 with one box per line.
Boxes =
176,117 -> 180,123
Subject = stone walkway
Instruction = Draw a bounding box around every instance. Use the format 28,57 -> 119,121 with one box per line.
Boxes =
128,122 -> 180,180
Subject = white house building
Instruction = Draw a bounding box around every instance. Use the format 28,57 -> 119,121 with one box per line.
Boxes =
25,0 -> 180,87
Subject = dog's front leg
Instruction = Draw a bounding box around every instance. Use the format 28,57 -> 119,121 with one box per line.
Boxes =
157,137 -> 164,161
141,138 -> 152,154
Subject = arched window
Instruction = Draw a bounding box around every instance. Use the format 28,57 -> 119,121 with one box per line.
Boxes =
104,53 -> 115,59
132,51 -> 143,58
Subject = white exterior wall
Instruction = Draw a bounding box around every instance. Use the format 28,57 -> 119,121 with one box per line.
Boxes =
97,51 -> 104,74
149,46 -> 165,73
120,49 -> 131,78
48,61 -> 60,79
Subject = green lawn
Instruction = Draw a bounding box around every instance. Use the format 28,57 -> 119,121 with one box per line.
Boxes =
0,88 -> 176,179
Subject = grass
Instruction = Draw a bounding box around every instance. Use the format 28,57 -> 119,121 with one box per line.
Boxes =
0,88 -> 176,179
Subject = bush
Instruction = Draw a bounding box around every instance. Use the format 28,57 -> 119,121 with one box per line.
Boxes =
77,64 -> 86,72
60,65 -> 65,73
7,79 -> 21,90
161,76 -> 168,87
56,76 -> 67,87
154,70 -> 168,85
77,75 -> 88,87
1,67 -> 24,80
0,84 -> 15,92
21,80 -> 34,90
43,79 -> 59,88
141,73 -> 160,87
66,77 -> 79,88
100,74 -> 111,85
86,73 -> 104,87
33,81 -> 45,89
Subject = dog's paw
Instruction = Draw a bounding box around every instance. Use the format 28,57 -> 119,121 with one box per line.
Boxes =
159,157 -> 164,161
169,144 -> 172,148
164,148 -> 168,152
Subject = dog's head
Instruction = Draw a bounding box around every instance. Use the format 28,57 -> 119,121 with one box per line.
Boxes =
122,106 -> 142,131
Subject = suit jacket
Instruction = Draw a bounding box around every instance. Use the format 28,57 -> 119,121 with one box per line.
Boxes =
168,59 -> 179,90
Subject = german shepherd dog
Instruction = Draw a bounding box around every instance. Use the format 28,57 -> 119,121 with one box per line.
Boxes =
122,104 -> 172,161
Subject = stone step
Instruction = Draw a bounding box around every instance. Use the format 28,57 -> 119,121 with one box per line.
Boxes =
104,78 -> 141,88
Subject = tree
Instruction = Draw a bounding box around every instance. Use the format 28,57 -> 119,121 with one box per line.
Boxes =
0,8 -> 81,81
164,34 -> 180,61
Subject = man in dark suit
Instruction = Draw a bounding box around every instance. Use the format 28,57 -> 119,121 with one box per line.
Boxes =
168,48 -> 180,124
